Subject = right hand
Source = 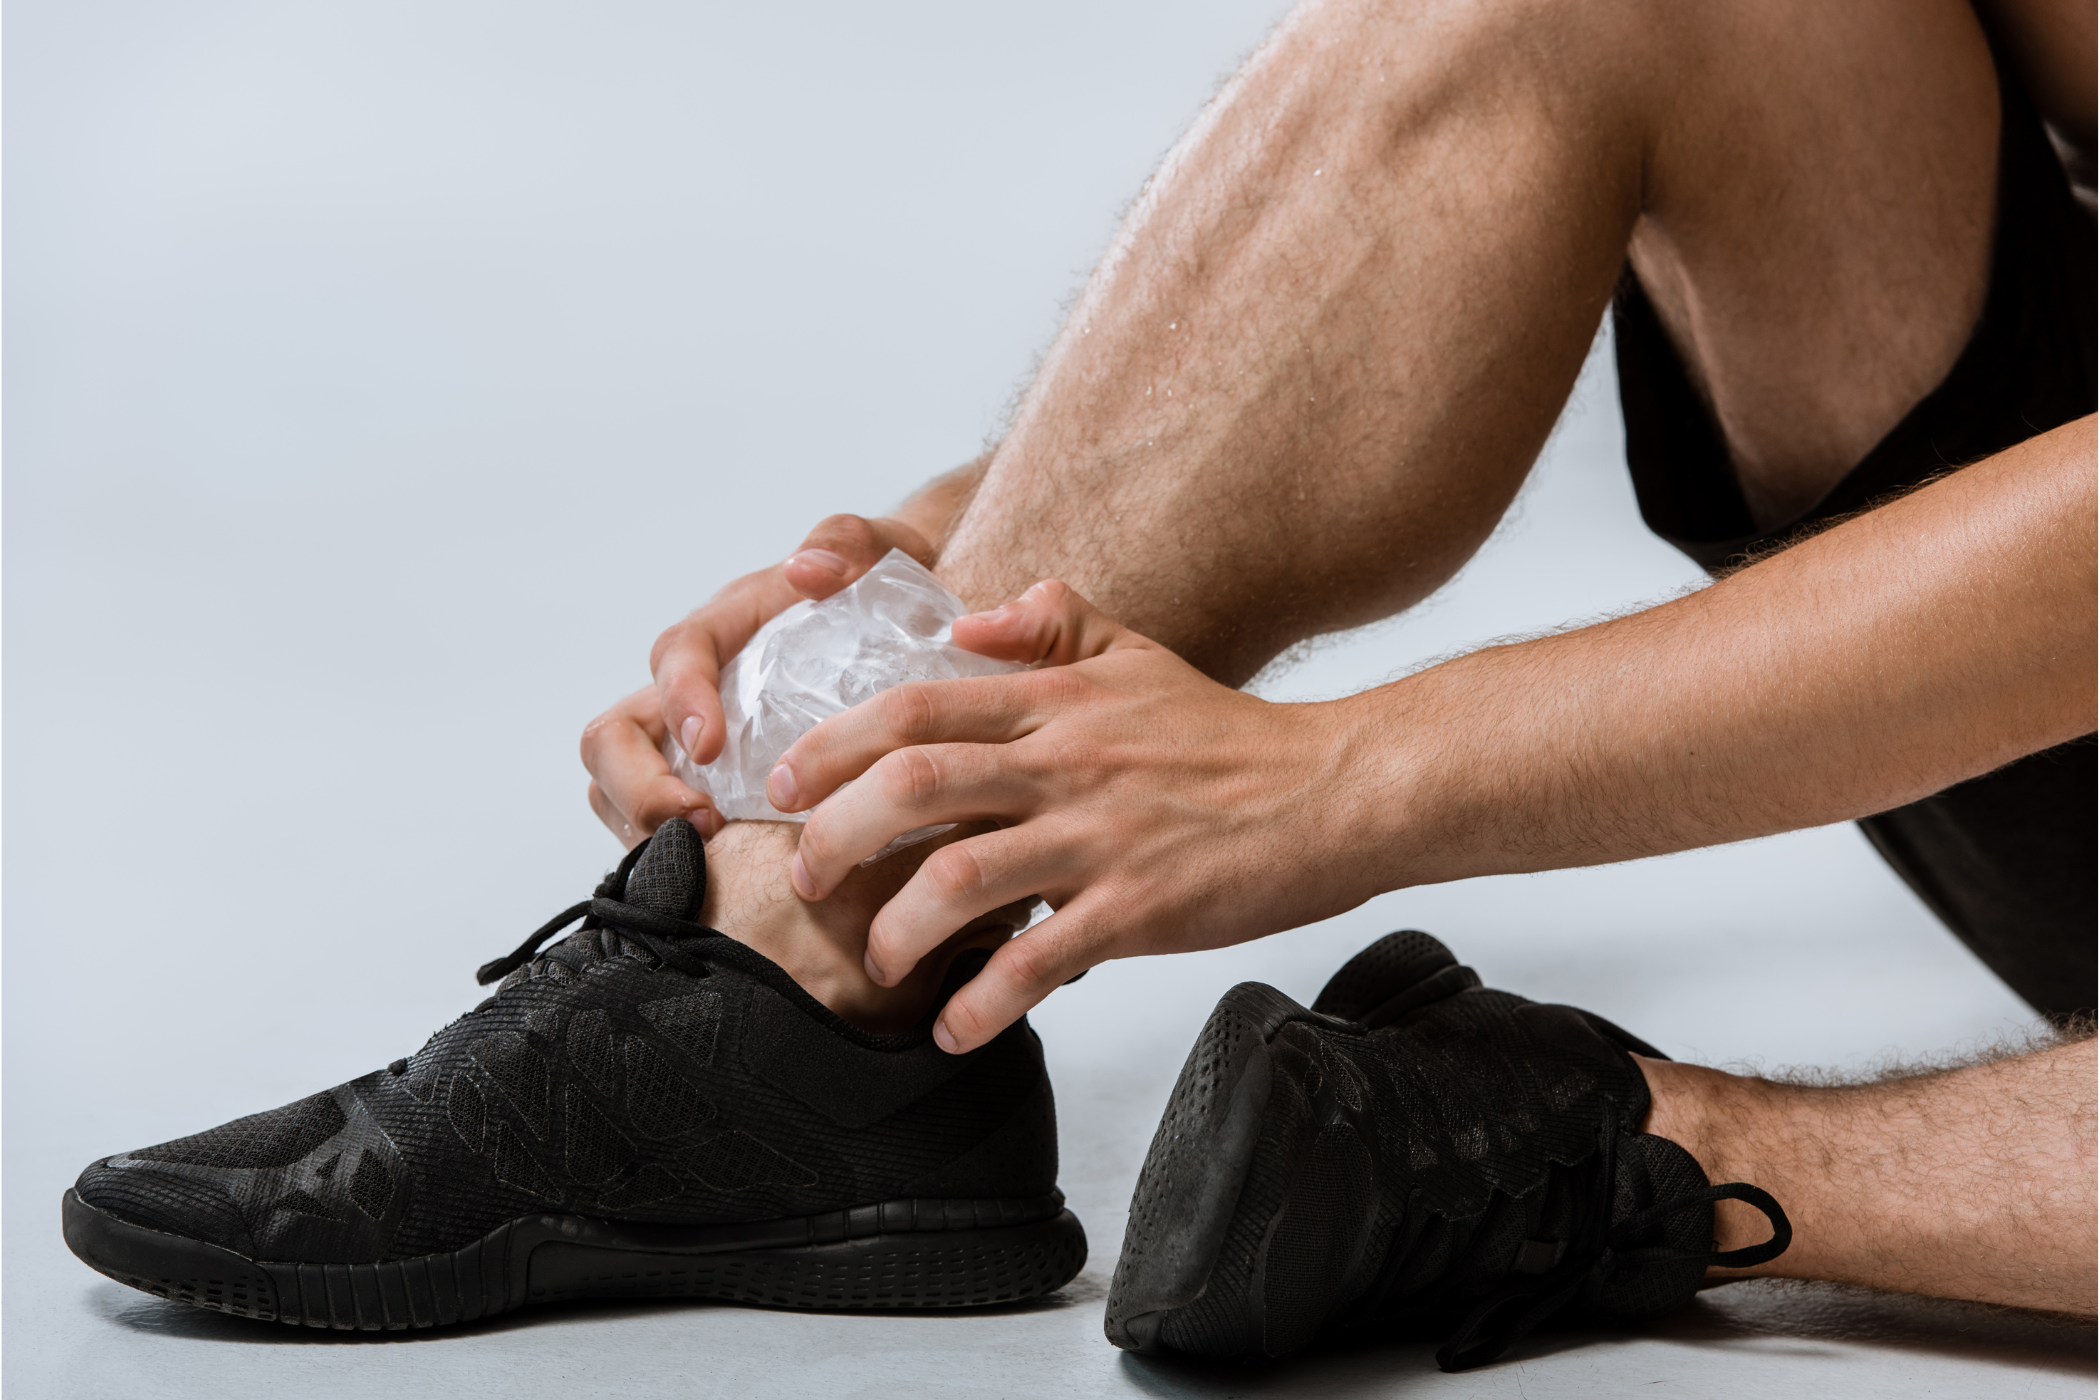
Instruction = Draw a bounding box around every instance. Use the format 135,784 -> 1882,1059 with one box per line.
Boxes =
580,514 -> 936,847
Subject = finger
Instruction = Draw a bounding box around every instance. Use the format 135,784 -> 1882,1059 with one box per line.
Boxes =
861,826 -> 1067,985
580,688 -> 718,838
770,670 -> 1066,815
653,516 -> 936,766
780,513 -> 934,600
932,901 -> 1108,1053
651,569 -> 797,766
587,780 -> 647,850
792,740 -> 1040,898
950,578 -> 1153,665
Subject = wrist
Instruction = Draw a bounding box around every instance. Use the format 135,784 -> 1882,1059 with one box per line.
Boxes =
1323,679 -> 1470,894
1290,688 -> 1431,903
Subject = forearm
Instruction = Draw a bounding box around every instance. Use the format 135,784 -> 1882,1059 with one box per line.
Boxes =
1347,416 -> 2098,886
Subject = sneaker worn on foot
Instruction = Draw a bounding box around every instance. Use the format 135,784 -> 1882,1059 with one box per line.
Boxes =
1104,931 -> 1787,1371
63,819 -> 1085,1329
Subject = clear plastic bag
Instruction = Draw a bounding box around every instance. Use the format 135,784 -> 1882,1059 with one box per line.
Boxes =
663,549 -> 1023,861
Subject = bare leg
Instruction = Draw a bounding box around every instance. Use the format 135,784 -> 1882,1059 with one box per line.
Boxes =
933,0 -> 1996,678
700,820 -> 1032,1032
638,0 -> 2005,1012
1639,1038 -> 2099,1315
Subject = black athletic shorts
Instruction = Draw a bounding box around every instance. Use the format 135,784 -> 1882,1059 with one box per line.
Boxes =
1610,37 -> 2096,1020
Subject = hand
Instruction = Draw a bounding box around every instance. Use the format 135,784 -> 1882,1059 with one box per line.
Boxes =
580,514 -> 935,847
766,580 -> 1375,1052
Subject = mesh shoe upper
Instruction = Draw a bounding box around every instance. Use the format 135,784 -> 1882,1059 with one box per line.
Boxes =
1110,931 -> 1788,1369
74,820 -> 1060,1266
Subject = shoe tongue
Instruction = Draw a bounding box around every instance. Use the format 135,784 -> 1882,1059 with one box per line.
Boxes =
622,818 -> 707,922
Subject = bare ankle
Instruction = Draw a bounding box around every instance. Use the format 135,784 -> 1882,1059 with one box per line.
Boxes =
1632,1055 -> 1789,1269
699,821 -> 1028,1033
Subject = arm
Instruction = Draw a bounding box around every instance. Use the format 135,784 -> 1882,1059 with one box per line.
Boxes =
1343,416 -> 2095,881
774,415 -> 2096,1050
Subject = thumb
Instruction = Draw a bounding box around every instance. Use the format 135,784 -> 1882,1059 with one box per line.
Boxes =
951,579 -> 1153,666
781,514 -> 935,601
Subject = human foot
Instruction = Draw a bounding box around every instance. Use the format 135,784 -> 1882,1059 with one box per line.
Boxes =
1102,930 -> 1788,1370
63,819 -> 1084,1328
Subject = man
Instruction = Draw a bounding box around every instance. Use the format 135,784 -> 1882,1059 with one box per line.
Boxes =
65,0 -> 2091,1369
583,0 -> 2094,1361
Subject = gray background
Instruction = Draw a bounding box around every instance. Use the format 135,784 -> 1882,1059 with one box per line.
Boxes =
5,1 -> 2090,1395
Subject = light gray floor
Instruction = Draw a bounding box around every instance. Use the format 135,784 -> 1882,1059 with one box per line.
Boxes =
7,2 -> 2093,1396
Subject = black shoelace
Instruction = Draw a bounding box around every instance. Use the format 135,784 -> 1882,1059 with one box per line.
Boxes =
1434,1133 -> 1792,1372
386,843 -> 724,1078
470,839 -> 719,987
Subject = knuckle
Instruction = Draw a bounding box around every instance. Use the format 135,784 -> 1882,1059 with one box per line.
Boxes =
879,683 -> 941,743
648,620 -> 692,674
1030,668 -> 1089,709
942,994 -> 992,1044
809,513 -> 878,558
879,747 -> 943,807
651,615 -> 722,679
631,793 -> 678,832
866,914 -> 908,966
797,816 -> 841,875
924,843 -> 987,904
999,932 -> 1058,991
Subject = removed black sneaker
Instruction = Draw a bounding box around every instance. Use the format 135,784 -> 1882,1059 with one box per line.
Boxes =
1104,930 -> 1787,1371
63,819 -> 1085,1329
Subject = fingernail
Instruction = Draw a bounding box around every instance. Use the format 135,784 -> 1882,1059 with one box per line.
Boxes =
788,548 -> 849,576
932,1020 -> 961,1054
790,852 -> 816,899
863,950 -> 887,986
696,807 -> 724,837
679,715 -> 702,755
768,762 -> 799,809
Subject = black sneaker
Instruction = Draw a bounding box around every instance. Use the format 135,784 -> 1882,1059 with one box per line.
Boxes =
63,819 -> 1086,1329
1103,930 -> 1787,1371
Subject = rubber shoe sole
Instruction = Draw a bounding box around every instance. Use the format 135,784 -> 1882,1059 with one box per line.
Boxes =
64,1187 -> 1086,1329
1103,942 -> 1463,1357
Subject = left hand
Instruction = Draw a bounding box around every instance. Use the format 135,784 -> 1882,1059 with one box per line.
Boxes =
765,580 -> 1375,1052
